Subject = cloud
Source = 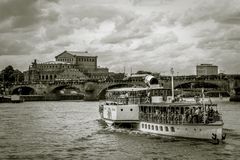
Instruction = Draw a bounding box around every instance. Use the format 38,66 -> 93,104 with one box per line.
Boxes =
197,26 -> 240,51
0,0 -> 239,74
176,0 -> 240,26
0,36 -> 35,55
0,0 -> 59,32
134,32 -> 178,51
0,0 -> 61,56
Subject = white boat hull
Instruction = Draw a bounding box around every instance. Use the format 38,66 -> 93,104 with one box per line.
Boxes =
139,121 -> 223,140
101,118 -> 139,127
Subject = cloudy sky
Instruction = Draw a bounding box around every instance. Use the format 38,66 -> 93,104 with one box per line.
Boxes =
0,0 -> 239,75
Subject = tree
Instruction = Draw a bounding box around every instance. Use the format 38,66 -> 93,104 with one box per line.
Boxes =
0,65 -> 24,88
136,70 -> 152,75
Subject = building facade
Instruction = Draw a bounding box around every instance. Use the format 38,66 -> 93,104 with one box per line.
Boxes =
196,64 -> 218,76
24,51 -> 109,83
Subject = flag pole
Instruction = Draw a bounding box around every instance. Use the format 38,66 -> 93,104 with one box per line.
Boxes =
171,68 -> 174,102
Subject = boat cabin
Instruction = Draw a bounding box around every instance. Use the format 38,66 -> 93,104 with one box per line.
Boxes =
105,87 -> 172,105
139,103 -> 221,125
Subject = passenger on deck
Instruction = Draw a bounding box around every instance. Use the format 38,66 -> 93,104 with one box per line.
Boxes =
194,107 -> 201,123
185,108 -> 190,123
207,107 -> 214,122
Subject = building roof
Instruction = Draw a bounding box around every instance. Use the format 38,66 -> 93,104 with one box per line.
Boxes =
56,50 -> 97,58
41,61 -> 71,65
197,64 -> 218,67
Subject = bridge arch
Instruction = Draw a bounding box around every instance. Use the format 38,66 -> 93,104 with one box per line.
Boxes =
12,86 -> 36,95
50,85 -> 84,96
234,87 -> 240,95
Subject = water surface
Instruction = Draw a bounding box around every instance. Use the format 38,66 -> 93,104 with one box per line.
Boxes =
0,100 -> 240,160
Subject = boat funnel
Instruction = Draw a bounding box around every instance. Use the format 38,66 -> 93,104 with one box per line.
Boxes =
144,75 -> 159,88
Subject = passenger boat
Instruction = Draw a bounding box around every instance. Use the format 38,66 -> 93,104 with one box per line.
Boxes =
99,75 -> 225,143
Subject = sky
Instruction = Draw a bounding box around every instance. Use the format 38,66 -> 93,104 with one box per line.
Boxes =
0,0 -> 239,75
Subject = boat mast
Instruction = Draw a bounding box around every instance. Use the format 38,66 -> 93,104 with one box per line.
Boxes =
171,68 -> 174,102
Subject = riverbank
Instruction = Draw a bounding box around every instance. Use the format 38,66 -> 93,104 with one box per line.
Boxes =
0,94 -> 84,103
230,95 -> 240,102
0,95 -> 11,103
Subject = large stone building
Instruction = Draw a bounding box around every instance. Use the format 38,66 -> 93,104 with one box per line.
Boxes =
196,64 -> 218,76
24,51 -> 110,83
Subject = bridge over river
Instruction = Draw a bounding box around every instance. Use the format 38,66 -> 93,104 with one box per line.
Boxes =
9,74 -> 240,100
10,80 -> 146,100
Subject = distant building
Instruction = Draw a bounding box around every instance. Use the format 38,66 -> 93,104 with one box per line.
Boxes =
196,64 -> 218,76
24,51 -> 110,83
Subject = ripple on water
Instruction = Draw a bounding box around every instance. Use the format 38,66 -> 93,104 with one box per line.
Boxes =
67,146 -> 90,152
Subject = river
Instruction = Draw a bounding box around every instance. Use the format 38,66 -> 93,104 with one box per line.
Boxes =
0,100 -> 240,160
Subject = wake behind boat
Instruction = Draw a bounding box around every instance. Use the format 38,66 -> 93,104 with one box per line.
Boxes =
99,75 -> 225,143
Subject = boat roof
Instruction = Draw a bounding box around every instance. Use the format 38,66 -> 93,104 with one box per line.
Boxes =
139,102 -> 217,107
107,87 -> 147,92
107,87 -> 170,92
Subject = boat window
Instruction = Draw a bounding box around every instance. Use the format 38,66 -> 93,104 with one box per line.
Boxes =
121,109 -> 123,111
130,108 -> 133,111
155,126 -> 158,131
165,126 -> 169,132
171,127 -> 175,132
160,126 -> 163,131
152,125 -> 154,130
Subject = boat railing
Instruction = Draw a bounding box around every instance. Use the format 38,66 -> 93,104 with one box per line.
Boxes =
105,96 -> 146,105
139,111 -> 222,125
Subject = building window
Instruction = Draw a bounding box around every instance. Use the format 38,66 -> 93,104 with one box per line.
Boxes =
165,126 -> 169,132
145,124 -> 147,129
160,126 -> 163,131
155,126 -> 158,131
142,124 -> 144,128
152,125 -> 154,130
148,125 -> 150,129
171,127 -> 175,132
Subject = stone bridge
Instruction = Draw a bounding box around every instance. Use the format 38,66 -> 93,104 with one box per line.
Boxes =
9,80 -> 147,100
9,74 -> 240,100
159,74 -> 240,96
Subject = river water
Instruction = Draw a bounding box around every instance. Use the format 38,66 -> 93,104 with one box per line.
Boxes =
0,100 -> 240,160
